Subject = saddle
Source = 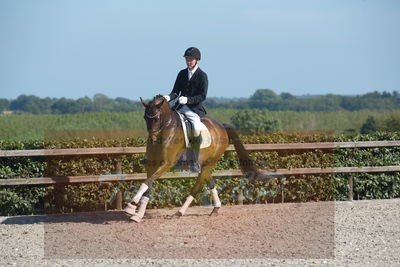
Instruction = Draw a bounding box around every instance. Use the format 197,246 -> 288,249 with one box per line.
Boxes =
174,111 -> 212,171
176,111 -> 211,149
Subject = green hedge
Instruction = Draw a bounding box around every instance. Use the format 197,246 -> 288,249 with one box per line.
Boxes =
1,131 -> 400,216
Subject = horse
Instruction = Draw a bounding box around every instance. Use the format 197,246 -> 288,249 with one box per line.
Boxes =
124,95 -> 264,222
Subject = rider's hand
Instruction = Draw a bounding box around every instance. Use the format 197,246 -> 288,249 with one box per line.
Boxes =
179,96 -> 188,105
163,95 -> 171,102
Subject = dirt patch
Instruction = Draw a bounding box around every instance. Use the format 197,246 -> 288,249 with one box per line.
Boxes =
1,199 -> 400,266
45,202 -> 334,259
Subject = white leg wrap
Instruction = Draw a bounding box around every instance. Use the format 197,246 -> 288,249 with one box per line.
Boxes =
123,202 -> 137,216
211,188 -> 221,208
132,183 -> 148,204
178,195 -> 194,215
130,196 -> 149,222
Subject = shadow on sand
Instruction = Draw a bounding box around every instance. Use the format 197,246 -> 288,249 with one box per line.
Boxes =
0,210 -> 128,225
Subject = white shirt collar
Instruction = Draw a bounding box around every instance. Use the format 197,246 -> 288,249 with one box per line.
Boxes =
188,64 -> 198,79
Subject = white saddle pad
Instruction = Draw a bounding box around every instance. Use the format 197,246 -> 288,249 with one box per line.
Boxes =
177,112 -> 212,149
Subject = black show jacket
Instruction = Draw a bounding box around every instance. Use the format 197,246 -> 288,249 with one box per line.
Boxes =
168,67 -> 208,117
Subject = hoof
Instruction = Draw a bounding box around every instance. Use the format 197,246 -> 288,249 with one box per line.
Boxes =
123,203 -> 137,216
210,207 -> 220,216
130,215 -> 141,223
173,211 -> 183,217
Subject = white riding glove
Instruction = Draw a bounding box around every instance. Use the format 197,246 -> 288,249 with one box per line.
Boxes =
179,96 -> 188,105
163,95 -> 171,102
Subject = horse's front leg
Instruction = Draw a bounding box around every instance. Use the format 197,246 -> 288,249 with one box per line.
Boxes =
125,130 -> 184,221
134,159 -> 175,203
124,141 -> 183,218
124,160 -> 175,222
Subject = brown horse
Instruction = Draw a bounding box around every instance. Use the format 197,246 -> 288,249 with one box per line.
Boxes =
124,95 -> 264,222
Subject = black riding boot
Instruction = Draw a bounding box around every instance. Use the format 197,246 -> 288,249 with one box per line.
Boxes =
190,136 -> 201,173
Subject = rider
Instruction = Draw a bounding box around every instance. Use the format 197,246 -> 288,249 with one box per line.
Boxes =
163,47 -> 208,172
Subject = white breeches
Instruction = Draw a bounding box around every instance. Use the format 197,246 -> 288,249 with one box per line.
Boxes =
179,105 -> 207,137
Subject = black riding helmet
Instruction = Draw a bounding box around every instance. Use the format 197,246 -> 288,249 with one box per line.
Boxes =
183,47 -> 201,60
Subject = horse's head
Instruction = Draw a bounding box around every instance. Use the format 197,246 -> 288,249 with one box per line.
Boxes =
140,95 -> 171,143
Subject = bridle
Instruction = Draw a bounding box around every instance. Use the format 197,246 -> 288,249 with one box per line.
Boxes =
144,108 -> 172,134
144,109 -> 160,119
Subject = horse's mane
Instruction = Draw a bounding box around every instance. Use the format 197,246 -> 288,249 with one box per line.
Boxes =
148,94 -> 165,107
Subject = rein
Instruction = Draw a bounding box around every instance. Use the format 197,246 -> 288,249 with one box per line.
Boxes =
145,108 -> 174,134
144,110 -> 160,119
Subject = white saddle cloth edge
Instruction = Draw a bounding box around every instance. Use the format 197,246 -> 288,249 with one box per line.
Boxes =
177,112 -> 211,149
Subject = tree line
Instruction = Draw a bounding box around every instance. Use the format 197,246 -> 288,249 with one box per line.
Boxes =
0,89 -> 399,114
206,89 -> 400,111
0,94 -> 144,114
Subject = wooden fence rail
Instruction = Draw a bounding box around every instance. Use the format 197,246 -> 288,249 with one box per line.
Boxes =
1,166 -> 400,186
0,140 -> 399,157
1,140 -> 399,204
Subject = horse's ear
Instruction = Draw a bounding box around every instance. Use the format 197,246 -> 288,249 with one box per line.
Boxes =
140,97 -> 148,107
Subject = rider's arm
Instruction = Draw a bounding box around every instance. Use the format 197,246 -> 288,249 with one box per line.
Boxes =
168,69 -> 186,101
187,71 -> 208,105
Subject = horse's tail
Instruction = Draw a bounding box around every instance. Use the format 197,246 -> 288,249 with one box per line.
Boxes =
223,123 -> 262,179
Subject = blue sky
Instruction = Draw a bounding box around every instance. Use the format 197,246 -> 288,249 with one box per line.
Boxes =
0,0 -> 399,100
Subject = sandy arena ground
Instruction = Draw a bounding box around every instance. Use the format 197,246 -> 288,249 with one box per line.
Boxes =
1,199 -> 399,266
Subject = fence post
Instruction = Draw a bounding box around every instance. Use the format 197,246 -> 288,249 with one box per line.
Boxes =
114,159 -> 123,210
348,176 -> 353,201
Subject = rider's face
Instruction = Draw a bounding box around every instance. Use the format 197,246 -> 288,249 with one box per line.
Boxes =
185,56 -> 197,70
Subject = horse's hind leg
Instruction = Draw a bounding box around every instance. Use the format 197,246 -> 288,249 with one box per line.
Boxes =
207,179 -> 221,216
174,166 -> 211,216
